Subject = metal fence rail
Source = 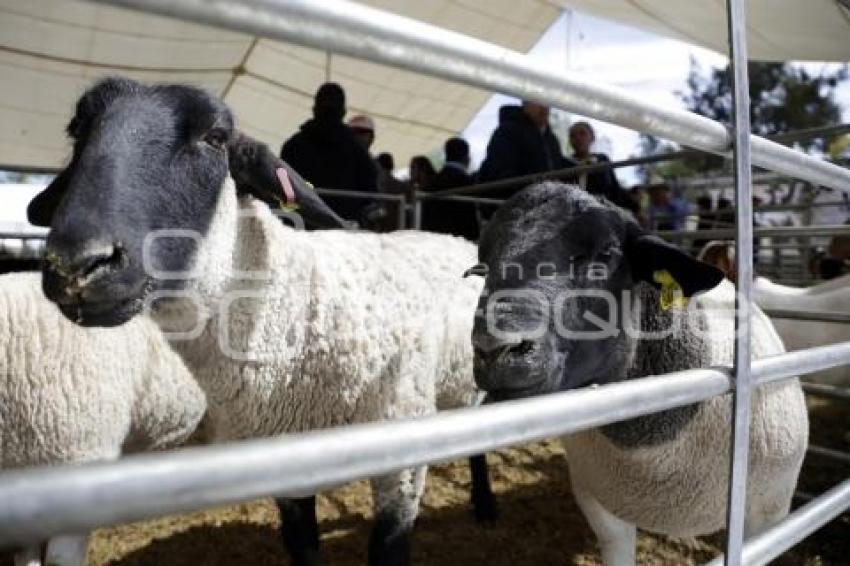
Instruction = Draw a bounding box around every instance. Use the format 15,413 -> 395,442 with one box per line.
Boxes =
658,225 -> 850,240
763,309 -> 850,324
705,479 -> 850,566
314,187 -> 408,229
2,1 -> 846,564
807,445 -> 850,467
802,381 -> 850,401
0,232 -> 47,240
88,0 -> 850,193
1,342 -> 849,547
724,1 -> 755,558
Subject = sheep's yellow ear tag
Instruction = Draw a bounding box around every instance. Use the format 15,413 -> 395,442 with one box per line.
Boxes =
280,180 -> 313,210
653,269 -> 687,310
278,200 -> 300,212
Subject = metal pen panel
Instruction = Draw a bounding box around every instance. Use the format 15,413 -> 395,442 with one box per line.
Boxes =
801,381 -> 850,401
3,342 -> 850,547
657,225 -> 850,240
0,367 -> 733,546
85,0 -> 850,193
806,445 -> 850,467
761,309 -> 850,324
724,0 -> 754,563
753,341 -> 850,386
706,479 -> 850,566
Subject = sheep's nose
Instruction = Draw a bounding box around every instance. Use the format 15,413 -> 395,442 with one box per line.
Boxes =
44,240 -> 127,299
472,332 -> 537,366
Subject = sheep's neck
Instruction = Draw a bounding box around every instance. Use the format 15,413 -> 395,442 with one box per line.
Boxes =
155,183 -> 312,398
600,283 -> 712,448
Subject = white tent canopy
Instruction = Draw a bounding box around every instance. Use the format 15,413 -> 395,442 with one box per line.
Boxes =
558,0 -> 850,63
1,0 -> 848,171
0,0 -> 560,170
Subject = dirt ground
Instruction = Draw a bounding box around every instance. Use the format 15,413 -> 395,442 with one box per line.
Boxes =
2,397 -> 847,566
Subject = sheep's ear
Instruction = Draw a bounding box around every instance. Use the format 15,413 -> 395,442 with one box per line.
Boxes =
626,229 -> 724,297
227,132 -> 348,230
27,169 -> 70,227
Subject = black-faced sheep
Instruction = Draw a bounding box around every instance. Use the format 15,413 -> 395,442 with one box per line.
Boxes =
30,77 -> 493,566
471,183 -> 808,564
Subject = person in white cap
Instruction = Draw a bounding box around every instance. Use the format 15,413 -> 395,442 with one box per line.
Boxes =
348,114 -> 376,151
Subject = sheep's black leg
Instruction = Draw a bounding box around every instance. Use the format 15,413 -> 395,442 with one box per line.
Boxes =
368,467 -> 426,566
469,453 -> 499,521
275,496 -> 321,566
368,511 -> 412,566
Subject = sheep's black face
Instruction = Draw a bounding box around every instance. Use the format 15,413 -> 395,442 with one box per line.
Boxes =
472,184 -> 635,401
471,183 -> 724,402
35,77 -> 233,326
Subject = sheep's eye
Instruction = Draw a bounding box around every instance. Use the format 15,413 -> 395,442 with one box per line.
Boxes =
202,128 -> 227,149
597,245 -> 621,261
463,263 -> 489,278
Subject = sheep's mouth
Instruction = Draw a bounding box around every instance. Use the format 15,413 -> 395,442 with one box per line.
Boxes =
482,380 -> 551,403
58,294 -> 144,327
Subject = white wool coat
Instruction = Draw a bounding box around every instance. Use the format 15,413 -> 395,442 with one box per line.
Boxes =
755,275 -> 850,386
0,272 -> 206,468
152,178 -> 484,441
564,279 -> 808,536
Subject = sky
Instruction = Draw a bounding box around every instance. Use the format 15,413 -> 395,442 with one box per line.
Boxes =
462,9 -> 850,185
0,183 -> 48,233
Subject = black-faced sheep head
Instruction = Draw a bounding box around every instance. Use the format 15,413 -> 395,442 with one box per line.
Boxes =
471,182 -> 724,401
29,76 -> 344,327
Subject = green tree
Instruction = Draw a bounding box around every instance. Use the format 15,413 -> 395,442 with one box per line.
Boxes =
637,59 -> 848,181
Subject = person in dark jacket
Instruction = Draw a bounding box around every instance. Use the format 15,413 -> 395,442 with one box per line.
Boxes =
477,101 -> 575,199
280,82 -> 377,222
421,137 -> 479,241
433,138 -> 474,191
568,121 -> 637,214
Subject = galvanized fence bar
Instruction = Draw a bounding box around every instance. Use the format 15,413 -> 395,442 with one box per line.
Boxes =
761,310 -> 850,324
7,1 -> 848,561
418,194 -> 505,206
313,188 -> 407,228
706,479 -> 850,566
725,0 -> 754,560
0,367 -> 732,546
312,188 -> 404,202
416,152 -> 693,199
659,225 -> 850,240
753,342 -> 850,386
2,343 -> 850,547
85,0 -> 850,193
801,381 -> 850,401
807,445 -> 850,466
0,232 -> 47,240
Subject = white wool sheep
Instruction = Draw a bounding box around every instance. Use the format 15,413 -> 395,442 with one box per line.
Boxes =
0,272 -> 206,566
33,78 -> 488,566
564,279 -> 808,564
471,184 -> 807,565
152,183 -> 485,536
754,274 -> 850,386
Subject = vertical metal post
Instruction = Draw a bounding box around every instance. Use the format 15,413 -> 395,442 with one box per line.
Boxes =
799,184 -> 816,283
396,195 -> 407,230
413,196 -> 423,230
724,0 -> 754,564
